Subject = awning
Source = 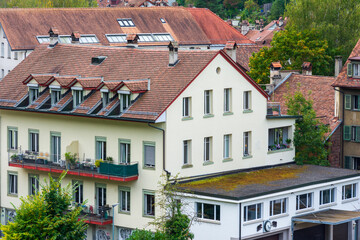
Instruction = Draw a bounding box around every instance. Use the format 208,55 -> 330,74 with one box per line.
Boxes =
292,209 -> 360,225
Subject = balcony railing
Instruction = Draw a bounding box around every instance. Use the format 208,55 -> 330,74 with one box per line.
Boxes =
75,203 -> 113,225
267,102 -> 281,116
8,151 -> 138,182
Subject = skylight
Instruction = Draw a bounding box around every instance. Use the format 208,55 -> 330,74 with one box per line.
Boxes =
37,36 -> 50,44
59,36 -> 71,44
153,34 -> 173,42
160,18 -> 166,23
106,34 -> 127,43
138,34 -> 154,42
79,35 -> 99,44
118,19 -> 135,27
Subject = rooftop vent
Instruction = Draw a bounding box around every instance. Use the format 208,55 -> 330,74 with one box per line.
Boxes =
168,41 -> 179,66
48,27 -> 59,48
91,56 -> 107,65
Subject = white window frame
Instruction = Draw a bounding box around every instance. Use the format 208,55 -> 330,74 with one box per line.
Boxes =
144,142 -> 155,168
8,172 -> 18,195
244,203 -> 262,222
29,87 -> 39,104
296,192 -> 313,210
1,42 -> 4,58
204,137 -> 212,162
243,131 -> 251,156
182,97 -> 191,117
224,88 -> 231,113
243,91 -> 251,110
269,198 -> 287,216
143,191 -> 155,217
320,188 -> 336,205
51,90 -> 61,106
1,69 -> 4,79
7,44 -> 11,59
354,63 -> 360,77
223,134 -> 231,159
73,180 -> 83,204
204,90 -> 212,115
119,188 -> 131,213
73,90 -> 83,107
119,140 -> 131,164
120,93 -> 131,112
183,140 -> 191,165
29,130 -> 39,153
95,138 -> 107,160
8,127 -> 18,150
118,19 -> 135,27
196,202 -> 220,221
342,183 -> 357,200
29,174 -> 39,196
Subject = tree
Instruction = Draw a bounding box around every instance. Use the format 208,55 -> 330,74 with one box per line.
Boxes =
2,0 -> 96,8
269,0 -> 285,20
286,0 -> 360,70
284,85 -> 330,166
1,172 -> 87,240
248,27 -> 332,84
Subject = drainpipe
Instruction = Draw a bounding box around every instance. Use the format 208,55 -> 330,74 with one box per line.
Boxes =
334,88 -> 345,168
147,123 -> 171,180
239,203 -> 241,240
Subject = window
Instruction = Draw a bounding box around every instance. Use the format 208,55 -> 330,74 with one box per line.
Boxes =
138,34 -> 155,42
204,90 -> 213,115
7,44 -> 11,59
296,193 -> 313,210
353,63 -> 360,77
224,88 -> 231,113
29,174 -> 39,195
95,137 -> 107,160
268,127 -> 290,150
8,127 -> 18,151
29,130 -> 39,153
50,132 -> 61,163
353,95 -> 360,110
73,90 -> 83,108
344,125 -> 360,142
73,180 -> 83,204
183,140 -> 191,165
119,140 -> 131,164
160,18 -> 166,23
36,36 -> 50,44
1,42 -> 4,57
243,131 -> 251,156
182,97 -> 191,118
223,134 -> 231,159
8,172 -> 18,195
344,156 -> 360,170
144,191 -> 155,216
102,92 -> 110,106
342,183 -> 357,200
14,51 -> 18,60
96,184 -> 107,214
320,188 -> 335,205
244,203 -> 262,222
51,89 -> 61,106
79,35 -> 99,44
118,19 -> 135,27
270,198 -> 287,216
243,91 -> 251,110
204,137 -> 212,162
120,93 -> 131,112
29,87 -> 39,104
119,187 -> 130,213
144,142 -> 155,168
196,202 -> 220,221
1,69 -> 4,79
59,36 -> 71,44
106,34 -> 127,43
153,34 -> 173,42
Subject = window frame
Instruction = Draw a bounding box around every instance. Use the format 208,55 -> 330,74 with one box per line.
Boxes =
119,187 -> 131,213
51,89 -> 61,106
29,174 -> 39,196
28,129 -> 39,153
224,88 -> 232,113
342,183 -> 357,200
50,131 -> 61,163
204,90 -> 213,115
223,134 -> 232,159
143,141 -> 156,169
320,188 -> 336,205
243,131 -> 251,157
1,42 -> 4,58
117,18 -> 135,27
119,139 -> 131,164
73,180 -> 83,204
95,136 -> 107,160
29,87 -> 39,104
7,44 -> 11,59
73,89 -> 84,108
269,198 -> 287,216
243,203 -> 262,222
296,192 -> 313,211
183,140 -> 191,165
120,93 -> 131,112
8,171 -> 18,196
196,202 -> 221,221
8,126 -> 18,151
143,190 -> 155,217
204,137 -> 212,162
243,91 -> 252,111
182,97 -> 191,118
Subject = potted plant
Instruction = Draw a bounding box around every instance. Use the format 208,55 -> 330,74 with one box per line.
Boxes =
105,156 -> 113,162
65,152 -> 77,169
10,154 -> 19,162
95,159 -> 103,173
286,138 -> 292,148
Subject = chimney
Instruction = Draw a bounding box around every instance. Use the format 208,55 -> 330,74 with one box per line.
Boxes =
301,62 -> 312,75
126,34 -> 139,48
335,56 -> 343,77
71,31 -> 80,44
241,20 -> 249,35
225,41 -> 237,62
48,27 -> 59,48
269,62 -> 282,85
168,41 -> 179,66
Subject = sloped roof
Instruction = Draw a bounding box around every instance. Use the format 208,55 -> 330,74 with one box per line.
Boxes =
236,44 -> 262,71
0,7 -> 252,50
245,18 -> 287,46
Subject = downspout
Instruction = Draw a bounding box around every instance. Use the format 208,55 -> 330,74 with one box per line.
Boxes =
239,203 -> 241,240
147,123 -> 171,180
334,88 -> 345,168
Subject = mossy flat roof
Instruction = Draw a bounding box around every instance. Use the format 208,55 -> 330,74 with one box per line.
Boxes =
178,164 -> 360,200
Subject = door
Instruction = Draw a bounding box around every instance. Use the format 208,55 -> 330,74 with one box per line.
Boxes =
96,184 -> 106,214
51,135 -> 61,163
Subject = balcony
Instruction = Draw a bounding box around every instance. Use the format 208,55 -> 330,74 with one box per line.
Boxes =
8,151 -> 138,182
77,204 -> 113,226
267,102 -> 281,116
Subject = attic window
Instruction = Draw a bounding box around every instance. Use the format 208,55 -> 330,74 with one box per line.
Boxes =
118,19 -> 135,27
106,34 -> 127,43
80,35 -> 99,44
37,36 -> 50,43
138,34 -> 154,42
91,56 -> 107,65
29,87 -> 39,104
119,93 -> 131,112
51,89 -> 61,106
59,36 -> 71,44
160,18 -> 166,23
73,90 -> 83,107
153,34 -> 173,42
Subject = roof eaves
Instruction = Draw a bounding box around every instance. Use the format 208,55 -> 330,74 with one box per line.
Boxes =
266,115 -> 302,119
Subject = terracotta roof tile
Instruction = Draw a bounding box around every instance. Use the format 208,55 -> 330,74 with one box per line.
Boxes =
28,89 -> 50,109
236,45 -> 262,71
271,62 -> 282,68
123,80 -> 149,92
77,78 -> 103,89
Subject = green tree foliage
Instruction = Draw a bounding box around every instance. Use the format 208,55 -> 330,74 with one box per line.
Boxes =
285,85 -> 330,166
0,0 -> 96,7
128,229 -> 167,240
248,27 -> 332,84
1,172 -> 87,240
286,0 -> 360,69
269,0 -> 285,20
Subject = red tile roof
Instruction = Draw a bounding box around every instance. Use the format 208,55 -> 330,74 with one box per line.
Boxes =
236,44 -> 262,71
271,62 -> 282,68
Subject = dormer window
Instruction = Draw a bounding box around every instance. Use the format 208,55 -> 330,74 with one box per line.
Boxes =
51,89 -> 61,106
117,19 -> 135,27
119,92 -> 131,112
73,89 -> 83,107
29,87 -> 39,104
102,92 -> 110,106
353,63 -> 360,77
347,59 -> 360,77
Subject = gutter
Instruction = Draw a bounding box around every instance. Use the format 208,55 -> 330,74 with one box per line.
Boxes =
334,88 -> 345,168
147,123 -> 171,180
325,119 -> 343,141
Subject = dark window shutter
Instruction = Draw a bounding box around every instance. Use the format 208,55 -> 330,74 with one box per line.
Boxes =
348,63 -> 353,77
345,95 -> 352,110
345,156 -> 351,169
344,125 -> 351,141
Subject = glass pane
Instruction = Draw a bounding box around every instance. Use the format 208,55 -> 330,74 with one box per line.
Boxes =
196,203 -> 202,218
247,204 -> 256,221
203,203 -> 215,220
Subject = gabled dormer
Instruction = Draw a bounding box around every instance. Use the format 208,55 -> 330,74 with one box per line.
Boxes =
22,74 -> 55,105
347,57 -> 360,78
116,79 -> 150,113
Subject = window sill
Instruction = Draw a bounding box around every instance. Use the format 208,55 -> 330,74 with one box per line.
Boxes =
182,116 -> 193,121
243,218 -> 263,226
203,114 -> 214,118
8,149 -> 18,153
119,211 -> 131,215
203,161 -> 214,166
196,218 -> 221,225
295,207 -> 314,214
7,193 -> 18,197
222,158 -> 233,163
143,166 -> 156,170
143,214 -> 155,219
342,197 -> 359,204
267,148 -> 293,154
243,109 -> 253,113
242,155 -> 253,159
319,202 -> 337,209
269,213 -> 289,220
182,164 -> 193,169
223,112 -> 233,116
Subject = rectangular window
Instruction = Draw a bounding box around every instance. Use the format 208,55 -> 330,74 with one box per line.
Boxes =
29,87 -> 39,104
1,43 -> 4,58
345,94 -> 351,110
243,91 -> 251,110
244,203 -> 262,222
118,19 -> 135,27
120,93 -> 131,112
196,202 -> 220,221
296,193 -> 313,210
51,90 -> 61,106
144,142 -> 155,168
204,137 -> 212,162
7,44 -> 11,59
73,180 -> 83,204
8,172 -> 18,195
183,140 -> 191,165
243,131 -> 251,156
119,187 -> 130,213
14,51 -> 18,60
268,127 -> 289,150
50,132 -> 61,163
353,63 -> 360,77
29,174 -> 39,195
73,90 -> 83,108
8,127 -> 18,151
204,90 -> 212,115
223,134 -> 231,159
102,92 -> 110,106
353,95 -> 360,110
182,97 -> 191,117
320,188 -> 335,205
342,183 -> 357,200
29,130 -> 39,153
1,69 -> 4,79
119,140 -> 131,164
144,191 -> 155,216
96,184 -> 107,214
95,137 -> 107,160
224,88 -> 231,112
269,198 -> 287,216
